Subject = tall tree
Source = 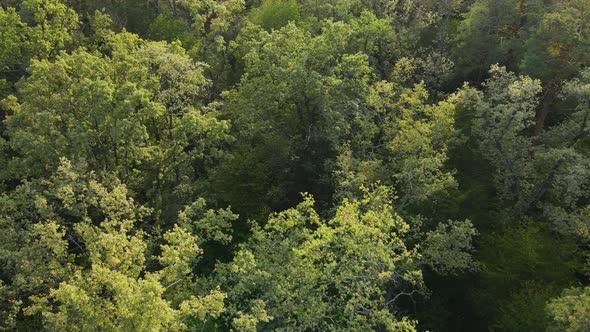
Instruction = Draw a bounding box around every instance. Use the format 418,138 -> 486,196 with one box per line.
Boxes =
521,0 -> 590,133
2,32 -> 232,216
462,66 -> 590,238
217,186 -> 476,331
0,159 -> 235,330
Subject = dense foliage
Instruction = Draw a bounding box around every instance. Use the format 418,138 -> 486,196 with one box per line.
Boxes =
1,0 -> 589,331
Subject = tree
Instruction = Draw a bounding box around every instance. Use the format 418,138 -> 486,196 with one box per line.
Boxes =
0,159 -> 234,330
455,0 -> 551,80
8,0 -> 78,63
334,76 -> 460,213
461,66 -> 590,238
249,0 -> 301,31
0,6 -> 25,89
521,0 -> 590,133
217,186 -> 476,331
2,32 -> 232,216
0,0 -> 79,100
169,0 -> 246,95
473,223 -> 581,331
547,286 -> 590,332
211,21 -> 370,217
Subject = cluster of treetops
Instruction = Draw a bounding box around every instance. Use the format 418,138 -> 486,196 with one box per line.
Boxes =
0,0 -> 589,331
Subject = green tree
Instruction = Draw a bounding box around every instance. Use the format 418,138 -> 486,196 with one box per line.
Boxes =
547,286 -> 590,332
521,0 -> 590,133
211,15 -> 409,217
461,66 -> 590,238
249,0 -> 300,31
474,223 -> 581,331
334,77 -> 460,213
455,0 -> 547,80
0,0 -> 78,97
2,32 -> 232,216
0,159 -> 235,330
218,186 -> 476,331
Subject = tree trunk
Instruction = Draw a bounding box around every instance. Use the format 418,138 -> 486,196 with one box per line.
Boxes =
535,80 -> 558,135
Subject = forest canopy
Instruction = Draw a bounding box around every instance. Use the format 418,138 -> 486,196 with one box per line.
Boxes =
0,0 -> 589,331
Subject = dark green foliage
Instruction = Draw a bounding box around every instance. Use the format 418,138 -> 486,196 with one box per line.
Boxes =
474,223 -> 582,331
249,0 -> 301,31
148,13 -> 196,48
